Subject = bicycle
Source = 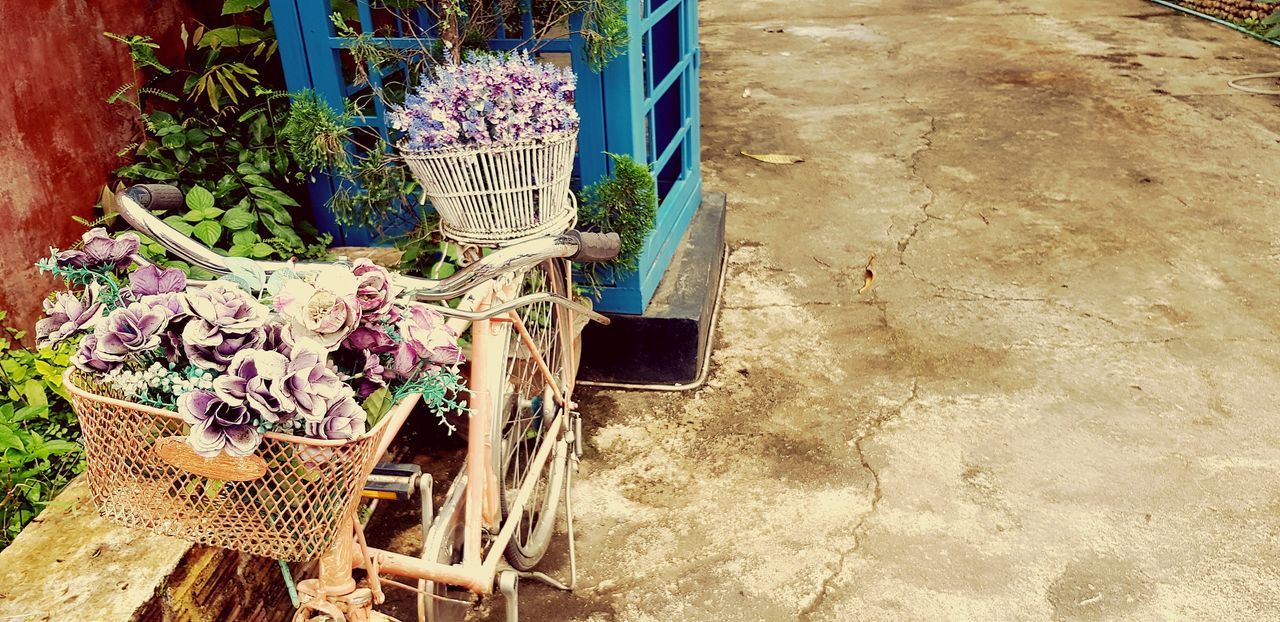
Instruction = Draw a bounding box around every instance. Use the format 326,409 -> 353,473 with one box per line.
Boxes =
106,184 -> 620,622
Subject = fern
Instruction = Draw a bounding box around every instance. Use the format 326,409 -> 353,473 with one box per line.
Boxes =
139,87 -> 179,102
106,83 -> 136,107
103,32 -> 172,74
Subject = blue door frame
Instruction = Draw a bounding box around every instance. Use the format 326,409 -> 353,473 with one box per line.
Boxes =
267,0 -> 701,314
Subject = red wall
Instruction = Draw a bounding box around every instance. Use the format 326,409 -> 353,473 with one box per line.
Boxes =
0,0 -> 189,338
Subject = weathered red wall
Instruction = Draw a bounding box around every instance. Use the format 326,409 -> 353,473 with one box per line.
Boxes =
0,0 -> 189,337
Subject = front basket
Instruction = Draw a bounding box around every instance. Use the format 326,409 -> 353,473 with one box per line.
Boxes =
64,369 -> 387,561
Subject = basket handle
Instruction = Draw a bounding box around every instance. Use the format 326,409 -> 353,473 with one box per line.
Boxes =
154,436 -> 268,482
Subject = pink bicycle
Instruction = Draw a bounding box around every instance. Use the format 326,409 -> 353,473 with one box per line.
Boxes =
66,184 -> 619,621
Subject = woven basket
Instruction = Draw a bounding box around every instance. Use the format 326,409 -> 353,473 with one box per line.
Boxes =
64,369 -> 388,561
400,130 -> 577,246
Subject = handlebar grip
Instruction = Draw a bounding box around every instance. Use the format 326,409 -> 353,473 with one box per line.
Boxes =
122,184 -> 184,212
566,230 -> 622,263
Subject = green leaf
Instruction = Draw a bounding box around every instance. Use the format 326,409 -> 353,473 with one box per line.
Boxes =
229,244 -> 254,257
222,207 -> 257,230
189,266 -> 217,281
23,380 -> 47,408
199,26 -> 269,49
186,185 -> 215,212
185,128 -> 210,145
1263,10 -> 1280,26
224,256 -> 266,291
236,162 -> 263,176
0,424 -> 24,453
362,387 -> 392,425
13,405 -> 48,423
242,174 -> 275,188
193,220 -> 223,247
265,267 -> 299,295
182,210 -> 207,223
251,242 -> 275,258
222,0 -> 266,14
201,206 -> 225,220
259,213 -> 302,247
129,166 -> 178,181
249,186 -> 300,207
232,229 -> 260,245
163,215 -> 195,235
161,132 -> 186,148
33,440 -> 79,459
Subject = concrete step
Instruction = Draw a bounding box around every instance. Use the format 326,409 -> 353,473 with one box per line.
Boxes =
579,192 -> 727,386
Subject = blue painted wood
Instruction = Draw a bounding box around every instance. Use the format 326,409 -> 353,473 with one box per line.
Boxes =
267,0 -> 701,313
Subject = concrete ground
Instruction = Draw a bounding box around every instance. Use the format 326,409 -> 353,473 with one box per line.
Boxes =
497,0 -> 1280,620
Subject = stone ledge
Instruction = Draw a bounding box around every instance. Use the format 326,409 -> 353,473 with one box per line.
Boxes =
0,477 -> 300,621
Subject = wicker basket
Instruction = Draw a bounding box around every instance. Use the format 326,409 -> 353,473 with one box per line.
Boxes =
64,369 -> 388,561
400,130 -> 578,246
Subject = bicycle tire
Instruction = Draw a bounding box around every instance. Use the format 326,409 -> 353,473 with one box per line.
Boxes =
492,258 -> 574,571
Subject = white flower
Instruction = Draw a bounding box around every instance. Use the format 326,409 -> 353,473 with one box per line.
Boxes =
274,266 -> 363,351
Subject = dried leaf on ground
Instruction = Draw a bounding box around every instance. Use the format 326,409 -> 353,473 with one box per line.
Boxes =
858,254 -> 877,294
741,152 -> 805,164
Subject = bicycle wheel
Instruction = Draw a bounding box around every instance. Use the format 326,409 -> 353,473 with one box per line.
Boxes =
492,258 -> 573,571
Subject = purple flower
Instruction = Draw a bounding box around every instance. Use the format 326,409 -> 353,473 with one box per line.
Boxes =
357,352 -> 392,398
392,51 -> 578,151
304,395 -> 367,441
56,228 -> 140,271
72,334 -> 117,374
181,283 -> 269,371
213,349 -> 294,425
344,323 -> 397,354
129,264 -> 187,296
139,292 -> 186,318
281,343 -> 352,424
36,285 -> 102,347
183,323 -> 266,371
182,282 -> 268,335
352,259 -> 396,316
93,302 -> 171,363
179,390 -> 261,457
392,304 -> 464,377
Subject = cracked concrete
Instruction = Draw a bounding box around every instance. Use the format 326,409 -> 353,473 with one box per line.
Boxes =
416,0 -> 1280,620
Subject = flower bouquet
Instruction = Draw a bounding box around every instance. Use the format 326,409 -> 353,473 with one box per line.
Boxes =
39,227 -> 465,560
392,51 -> 581,245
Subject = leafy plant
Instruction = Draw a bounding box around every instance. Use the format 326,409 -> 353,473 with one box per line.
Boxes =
0,311 -> 82,550
577,153 -> 657,275
105,0 -> 331,267
281,1 -> 632,241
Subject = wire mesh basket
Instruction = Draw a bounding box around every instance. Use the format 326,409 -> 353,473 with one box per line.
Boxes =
64,369 -> 388,561
400,130 -> 578,246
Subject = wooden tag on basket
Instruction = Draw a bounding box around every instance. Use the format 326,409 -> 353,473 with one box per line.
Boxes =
154,436 -> 268,482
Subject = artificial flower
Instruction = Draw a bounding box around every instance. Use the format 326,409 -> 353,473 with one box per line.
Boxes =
93,302 -> 171,363
128,264 -> 187,296
213,349 -> 294,425
36,284 -> 102,347
179,390 -> 261,458
274,266 -> 362,350
55,228 -> 140,271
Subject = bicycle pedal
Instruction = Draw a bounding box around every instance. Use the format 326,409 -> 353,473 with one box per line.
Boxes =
361,462 -> 422,501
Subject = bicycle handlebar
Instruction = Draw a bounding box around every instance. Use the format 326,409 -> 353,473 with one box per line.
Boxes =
116,185 -> 622,308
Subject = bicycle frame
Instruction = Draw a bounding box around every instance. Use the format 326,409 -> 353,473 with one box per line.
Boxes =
295,265 -> 577,620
